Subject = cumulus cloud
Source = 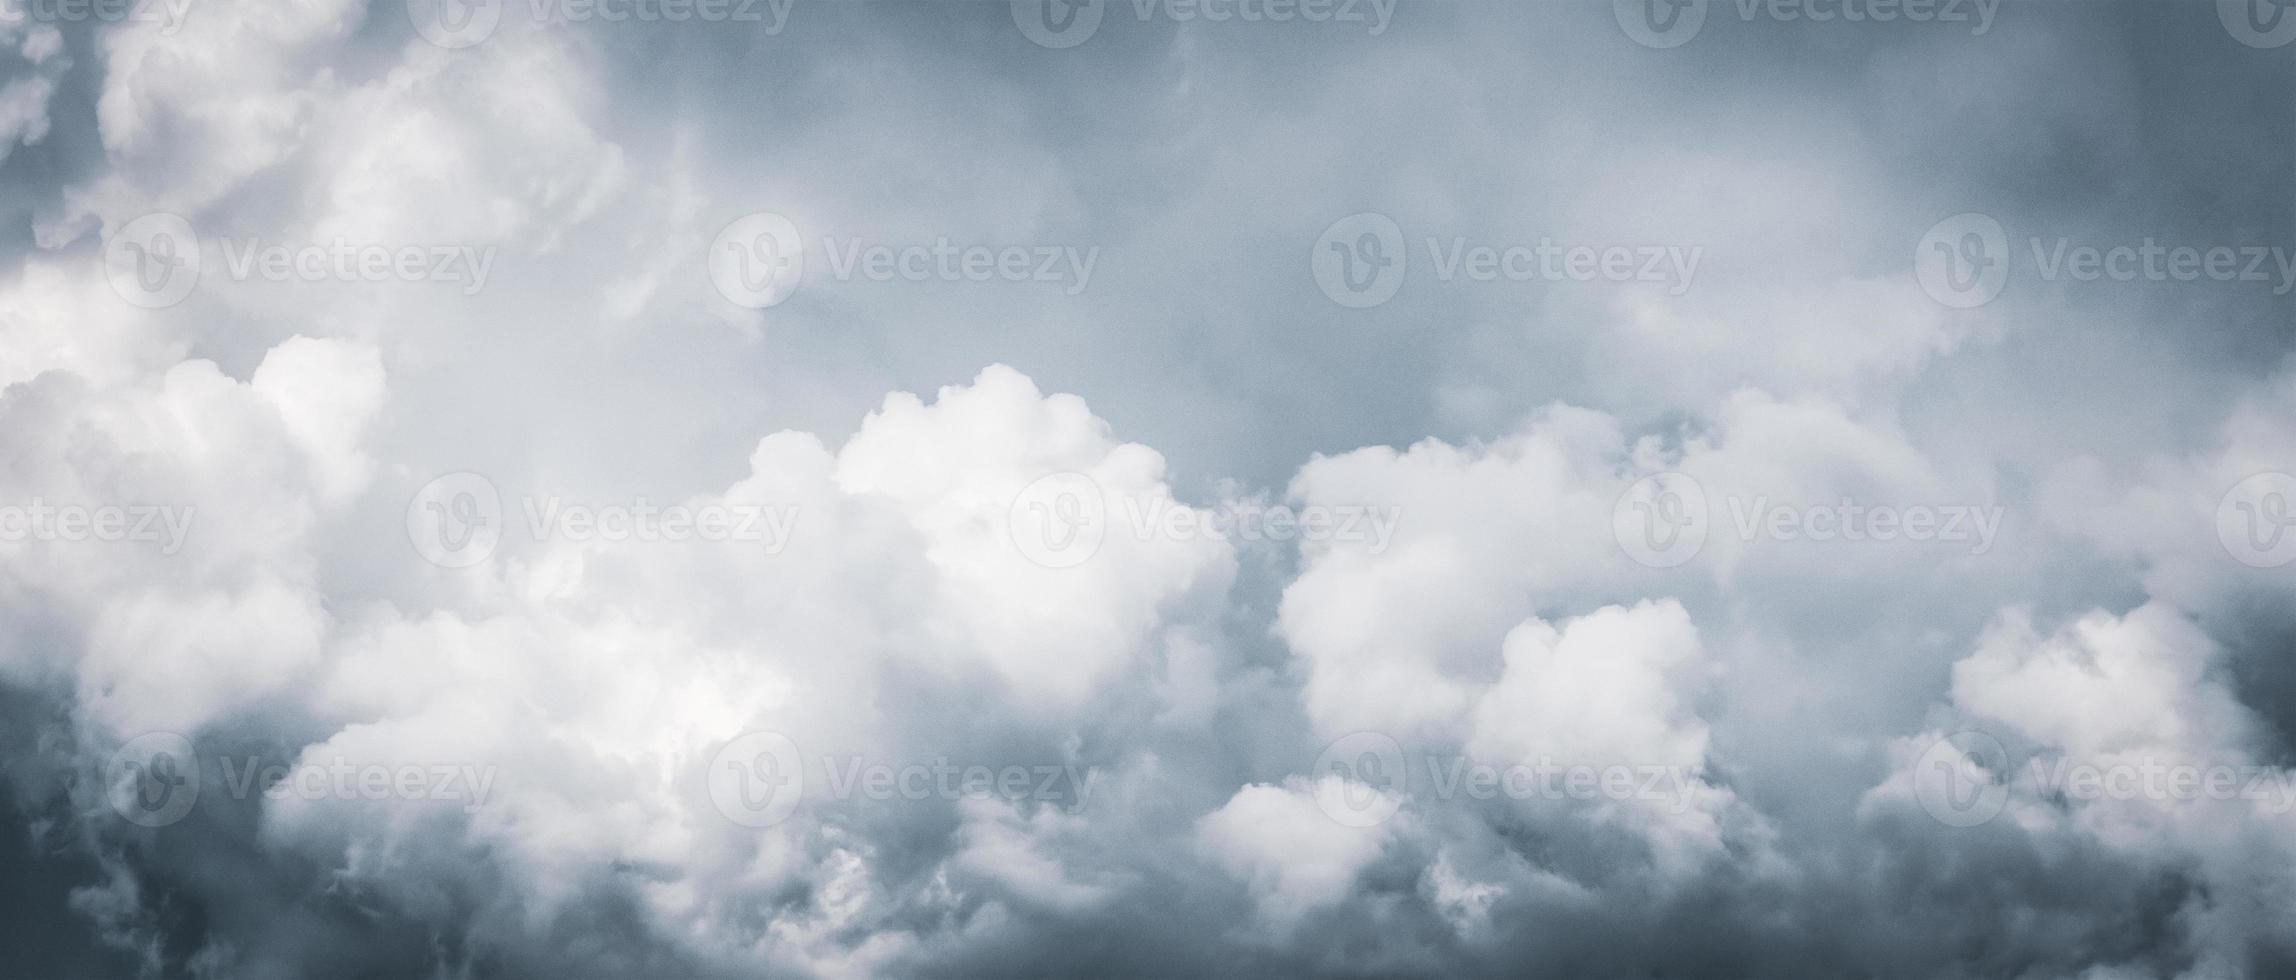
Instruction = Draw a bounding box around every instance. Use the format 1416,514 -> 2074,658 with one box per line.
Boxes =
1196,776 -> 1399,933
2,1 -> 2292,978
1865,601 -> 2296,977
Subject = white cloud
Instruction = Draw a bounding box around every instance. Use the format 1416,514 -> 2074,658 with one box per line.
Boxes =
1196,776 -> 1397,933
1,4 -> 2291,976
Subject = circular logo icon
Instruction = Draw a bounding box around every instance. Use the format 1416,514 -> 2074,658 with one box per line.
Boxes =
1614,0 -> 1707,48
104,212 -> 201,309
2220,0 -> 2296,47
708,731 -> 805,828
407,471 -> 503,568
708,212 -> 805,309
1912,730 -> 2011,828
2218,472 -> 2296,569
1311,731 -> 1407,827
1613,471 -> 1708,568
407,0 -> 501,48
1012,0 -> 1105,48
1008,472 -> 1108,569
1915,212 -> 2009,309
1312,212 -> 1407,309
105,732 -> 200,828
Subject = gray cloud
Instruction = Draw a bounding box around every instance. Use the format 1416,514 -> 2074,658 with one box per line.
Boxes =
0,1 -> 2292,977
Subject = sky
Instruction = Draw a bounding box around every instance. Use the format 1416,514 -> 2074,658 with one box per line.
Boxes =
1,0 -> 2295,977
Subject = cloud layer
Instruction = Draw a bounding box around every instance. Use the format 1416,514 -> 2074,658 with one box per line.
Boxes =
2,2 -> 2293,978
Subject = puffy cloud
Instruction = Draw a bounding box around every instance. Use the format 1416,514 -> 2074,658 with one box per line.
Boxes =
185,364 -> 1228,975
1277,385 -> 1996,740
1195,776 -> 1397,933
1467,601 -> 1736,874
2,2 -> 2293,977
70,0 -> 365,226
0,331 -> 382,733
1864,602 -> 2296,977
0,20 -> 63,165
834,364 -> 1235,709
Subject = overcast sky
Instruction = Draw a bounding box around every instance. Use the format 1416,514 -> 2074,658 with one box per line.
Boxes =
2,0 -> 2295,977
